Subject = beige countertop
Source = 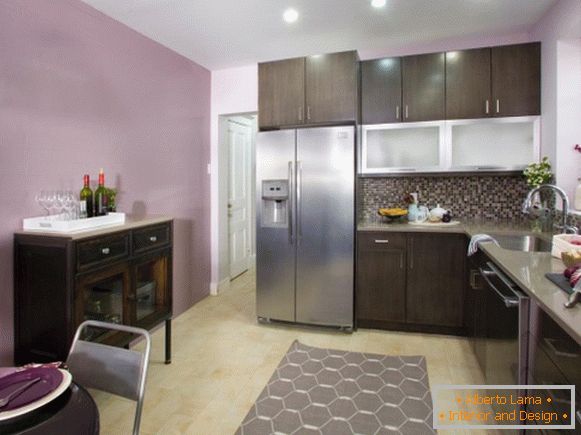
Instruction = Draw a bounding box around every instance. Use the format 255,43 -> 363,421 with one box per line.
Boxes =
15,214 -> 172,240
358,218 -> 581,345
358,218 -> 540,235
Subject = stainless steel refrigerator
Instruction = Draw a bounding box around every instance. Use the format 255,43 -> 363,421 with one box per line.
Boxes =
256,126 -> 354,330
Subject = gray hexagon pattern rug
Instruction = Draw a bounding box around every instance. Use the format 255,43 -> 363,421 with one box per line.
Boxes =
236,340 -> 435,435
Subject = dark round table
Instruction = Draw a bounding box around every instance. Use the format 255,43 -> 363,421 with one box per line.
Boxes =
0,383 -> 99,434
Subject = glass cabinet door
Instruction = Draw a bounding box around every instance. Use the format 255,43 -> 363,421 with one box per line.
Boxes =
361,122 -> 445,173
132,252 -> 170,325
75,263 -> 130,341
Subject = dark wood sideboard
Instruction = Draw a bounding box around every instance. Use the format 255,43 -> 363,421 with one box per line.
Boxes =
14,216 -> 173,365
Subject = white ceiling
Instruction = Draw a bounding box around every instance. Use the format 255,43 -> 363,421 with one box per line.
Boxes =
80,0 -> 557,70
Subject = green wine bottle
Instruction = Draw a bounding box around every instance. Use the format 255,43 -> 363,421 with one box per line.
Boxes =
94,168 -> 109,216
80,174 -> 93,218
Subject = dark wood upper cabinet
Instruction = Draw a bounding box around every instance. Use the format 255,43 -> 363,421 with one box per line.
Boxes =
402,53 -> 445,122
357,232 -> 406,325
406,233 -> 466,328
491,42 -> 541,116
360,58 -> 402,124
258,51 -> 358,130
258,57 -> 305,129
305,51 -> 359,125
445,48 -> 492,119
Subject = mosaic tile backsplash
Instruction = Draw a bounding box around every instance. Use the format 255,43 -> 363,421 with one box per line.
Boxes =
359,175 -> 531,221
360,175 -> 581,230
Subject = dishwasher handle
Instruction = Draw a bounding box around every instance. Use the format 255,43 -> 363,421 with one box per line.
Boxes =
479,262 -> 520,308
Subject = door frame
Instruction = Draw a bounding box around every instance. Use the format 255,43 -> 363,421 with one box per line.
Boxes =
212,112 -> 257,295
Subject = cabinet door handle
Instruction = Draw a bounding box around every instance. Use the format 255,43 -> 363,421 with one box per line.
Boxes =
496,99 -> 500,114
149,236 -> 158,243
409,238 -> 413,269
306,106 -> 311,120
485,100 -> 490,114
101,247 -> 110,255
396,106 -> 400,120
576,411 -> 581,425
470,269 -> 482,289
374,239 -> 389,244
298,106 -> 303,122
405,105 -> 409,119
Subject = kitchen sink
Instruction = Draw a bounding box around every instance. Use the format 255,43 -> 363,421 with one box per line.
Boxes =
489,234 -> 552,253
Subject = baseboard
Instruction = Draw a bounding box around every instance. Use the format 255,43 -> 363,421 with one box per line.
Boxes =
210,277 -> 231,296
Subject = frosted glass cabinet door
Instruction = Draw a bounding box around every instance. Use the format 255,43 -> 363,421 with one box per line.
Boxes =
450,118 -> 539,169
362,124 -> 442,172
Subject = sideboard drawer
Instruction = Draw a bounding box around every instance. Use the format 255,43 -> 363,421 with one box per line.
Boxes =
77,233 -> 130,271
133,223 -> 171,254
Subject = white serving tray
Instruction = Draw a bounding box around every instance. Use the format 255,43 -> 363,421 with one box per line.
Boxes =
408,220 -> 461,227
551,233 -> 581,259
23,212 -> 125,233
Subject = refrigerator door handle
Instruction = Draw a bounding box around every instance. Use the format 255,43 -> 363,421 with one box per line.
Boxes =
297,160 -> 302,244
288,161 -> 294,244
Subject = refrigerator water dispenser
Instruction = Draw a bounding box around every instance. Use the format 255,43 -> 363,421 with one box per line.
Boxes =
261,180 -> 289,228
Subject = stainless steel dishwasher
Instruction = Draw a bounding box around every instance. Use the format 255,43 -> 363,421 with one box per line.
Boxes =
477,261 -> 530,386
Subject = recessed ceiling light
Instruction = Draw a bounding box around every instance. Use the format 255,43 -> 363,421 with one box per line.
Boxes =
371,0 -> 386,8
283,8 -> 299,23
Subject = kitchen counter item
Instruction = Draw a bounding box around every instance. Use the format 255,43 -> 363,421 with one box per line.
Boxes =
408,220 -> 460,227
467,234 -> 500,256
551,233 -> 581,259
545,273 -> 574,295
428,204 -> 447,222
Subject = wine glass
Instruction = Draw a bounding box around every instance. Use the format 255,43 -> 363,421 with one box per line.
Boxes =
62,191 -> 77,220
35,191 -> 51,217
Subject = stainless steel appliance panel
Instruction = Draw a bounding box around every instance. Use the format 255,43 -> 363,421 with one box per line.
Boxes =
295,126 -> 354,327
256,130 -> 296,322
479,261 -> 529,385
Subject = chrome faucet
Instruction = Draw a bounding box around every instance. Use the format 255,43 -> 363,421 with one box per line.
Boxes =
522,184 -> 578,234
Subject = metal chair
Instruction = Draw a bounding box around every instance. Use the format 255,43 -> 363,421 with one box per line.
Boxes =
66,320 -> 151,435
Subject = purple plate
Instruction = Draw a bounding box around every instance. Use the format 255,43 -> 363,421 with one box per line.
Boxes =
0,368 -> 63,411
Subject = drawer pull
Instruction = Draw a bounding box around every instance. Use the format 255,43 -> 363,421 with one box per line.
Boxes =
149,236 -> 158,243
374,239 -> 389,244
101,247 -> 110,255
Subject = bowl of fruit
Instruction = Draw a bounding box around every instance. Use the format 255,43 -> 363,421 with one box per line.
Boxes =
378,208 -> 408,222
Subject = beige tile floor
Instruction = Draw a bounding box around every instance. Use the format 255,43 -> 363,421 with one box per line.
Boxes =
93,269 -> 493,435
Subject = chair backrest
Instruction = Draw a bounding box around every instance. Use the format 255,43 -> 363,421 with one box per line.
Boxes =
66,320 -> 151,435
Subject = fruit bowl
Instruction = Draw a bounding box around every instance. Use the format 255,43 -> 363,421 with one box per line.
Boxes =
378,208 -> 407,222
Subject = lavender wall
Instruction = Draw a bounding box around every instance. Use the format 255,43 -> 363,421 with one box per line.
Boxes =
0,0 -> 211,364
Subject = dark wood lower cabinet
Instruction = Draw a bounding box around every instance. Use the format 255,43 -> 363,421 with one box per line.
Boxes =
357,233 -> 406,325
356,231 -> 467,334
14,218 -> 173,365
406,233 -> 466,328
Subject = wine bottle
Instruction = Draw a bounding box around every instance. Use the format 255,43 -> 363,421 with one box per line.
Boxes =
94,168 -> 109,216
80,174 -> 93,218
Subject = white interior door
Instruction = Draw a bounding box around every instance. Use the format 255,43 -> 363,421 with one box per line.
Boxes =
228,120 -> 252,279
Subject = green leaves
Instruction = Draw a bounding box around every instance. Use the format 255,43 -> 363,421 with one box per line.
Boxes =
523,156 -> 553,188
